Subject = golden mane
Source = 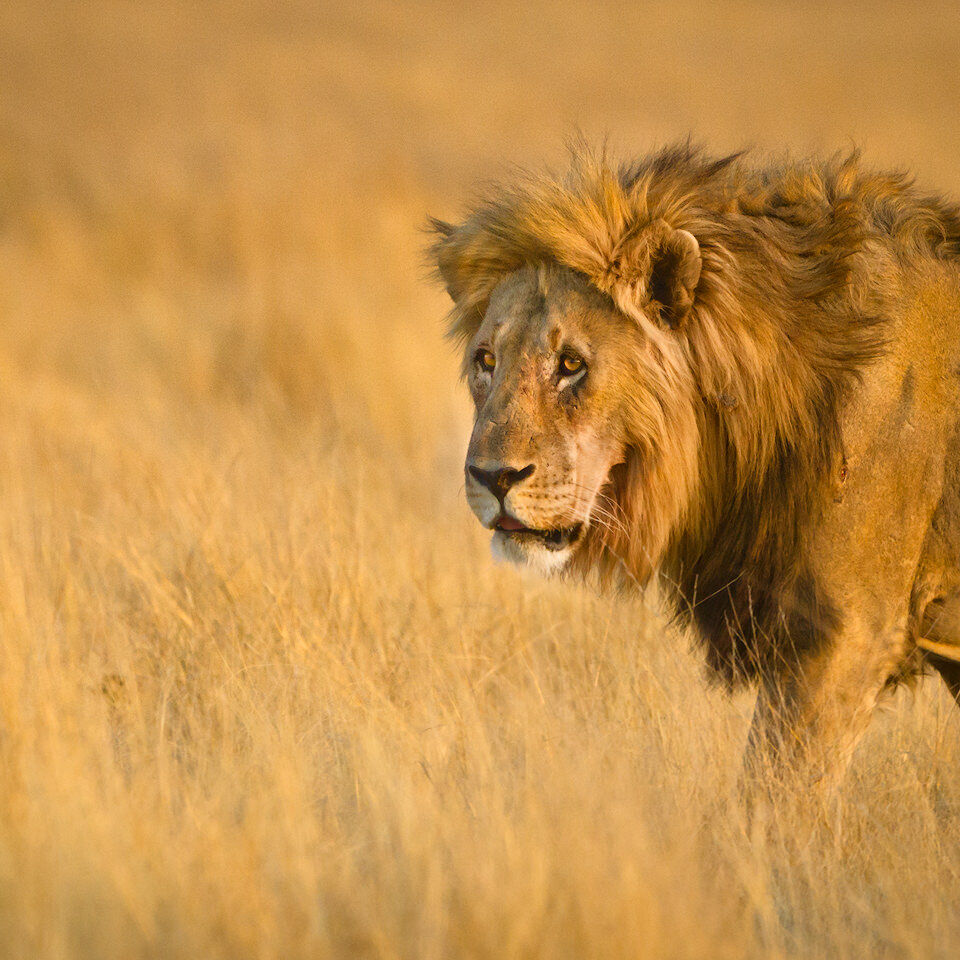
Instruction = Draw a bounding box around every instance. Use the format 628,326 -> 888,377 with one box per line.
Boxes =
430,143 -> 960,683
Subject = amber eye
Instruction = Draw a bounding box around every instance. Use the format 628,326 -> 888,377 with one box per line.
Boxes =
559,353 -> 585,377
476,349 -> 496,373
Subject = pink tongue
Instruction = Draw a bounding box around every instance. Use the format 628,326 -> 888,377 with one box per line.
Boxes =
497,515 -> 528,531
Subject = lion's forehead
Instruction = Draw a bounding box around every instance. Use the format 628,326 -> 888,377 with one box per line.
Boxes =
487,307 -> 557,358
482,266 -> 610,356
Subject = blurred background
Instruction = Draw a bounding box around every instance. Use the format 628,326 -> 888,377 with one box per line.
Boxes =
2,2 -> 960,958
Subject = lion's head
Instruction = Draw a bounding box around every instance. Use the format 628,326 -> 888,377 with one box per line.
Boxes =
456,247 -> 706,576
432,163 -> 707,579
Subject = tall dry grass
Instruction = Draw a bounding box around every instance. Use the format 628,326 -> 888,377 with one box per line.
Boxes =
1,1 -> 960,956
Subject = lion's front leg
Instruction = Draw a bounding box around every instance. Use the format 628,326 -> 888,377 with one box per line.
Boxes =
741,620 -> 906,796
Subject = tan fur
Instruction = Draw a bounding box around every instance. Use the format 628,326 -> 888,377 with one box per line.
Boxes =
430,142 -> 960,784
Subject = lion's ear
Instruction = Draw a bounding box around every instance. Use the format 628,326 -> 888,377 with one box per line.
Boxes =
427,217 -> 467,303
646,225 -> 701,329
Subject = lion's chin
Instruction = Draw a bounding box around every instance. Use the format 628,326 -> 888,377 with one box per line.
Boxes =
490,527 -> 581,577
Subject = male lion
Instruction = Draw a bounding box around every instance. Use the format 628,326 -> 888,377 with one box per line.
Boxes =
430,143 -> 960,787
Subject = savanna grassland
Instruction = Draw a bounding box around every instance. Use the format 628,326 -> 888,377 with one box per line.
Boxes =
2,2 -> 960,957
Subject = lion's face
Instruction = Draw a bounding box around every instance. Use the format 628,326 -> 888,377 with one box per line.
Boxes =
464,265 -> 640,574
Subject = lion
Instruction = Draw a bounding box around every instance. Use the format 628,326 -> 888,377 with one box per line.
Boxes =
429,142 -> 960,788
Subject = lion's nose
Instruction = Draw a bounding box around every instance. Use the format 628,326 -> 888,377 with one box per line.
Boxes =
467,463 -> 535,500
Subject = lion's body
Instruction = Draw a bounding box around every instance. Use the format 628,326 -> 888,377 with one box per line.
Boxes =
431,144 -> 960,783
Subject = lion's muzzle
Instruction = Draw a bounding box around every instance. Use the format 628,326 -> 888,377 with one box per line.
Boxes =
464,457 -> 586,573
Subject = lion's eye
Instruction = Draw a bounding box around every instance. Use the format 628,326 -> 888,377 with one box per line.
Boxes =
476,349 -> 496,373
477,349 -> 496,372
559,353 -> 585,377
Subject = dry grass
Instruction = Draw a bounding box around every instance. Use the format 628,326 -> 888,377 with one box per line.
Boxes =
2,1 -> 960,956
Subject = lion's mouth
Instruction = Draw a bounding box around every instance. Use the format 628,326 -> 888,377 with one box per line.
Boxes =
494,514 -> 583,551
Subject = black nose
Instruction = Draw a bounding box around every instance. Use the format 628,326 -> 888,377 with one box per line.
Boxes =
468,463 -> 535,499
